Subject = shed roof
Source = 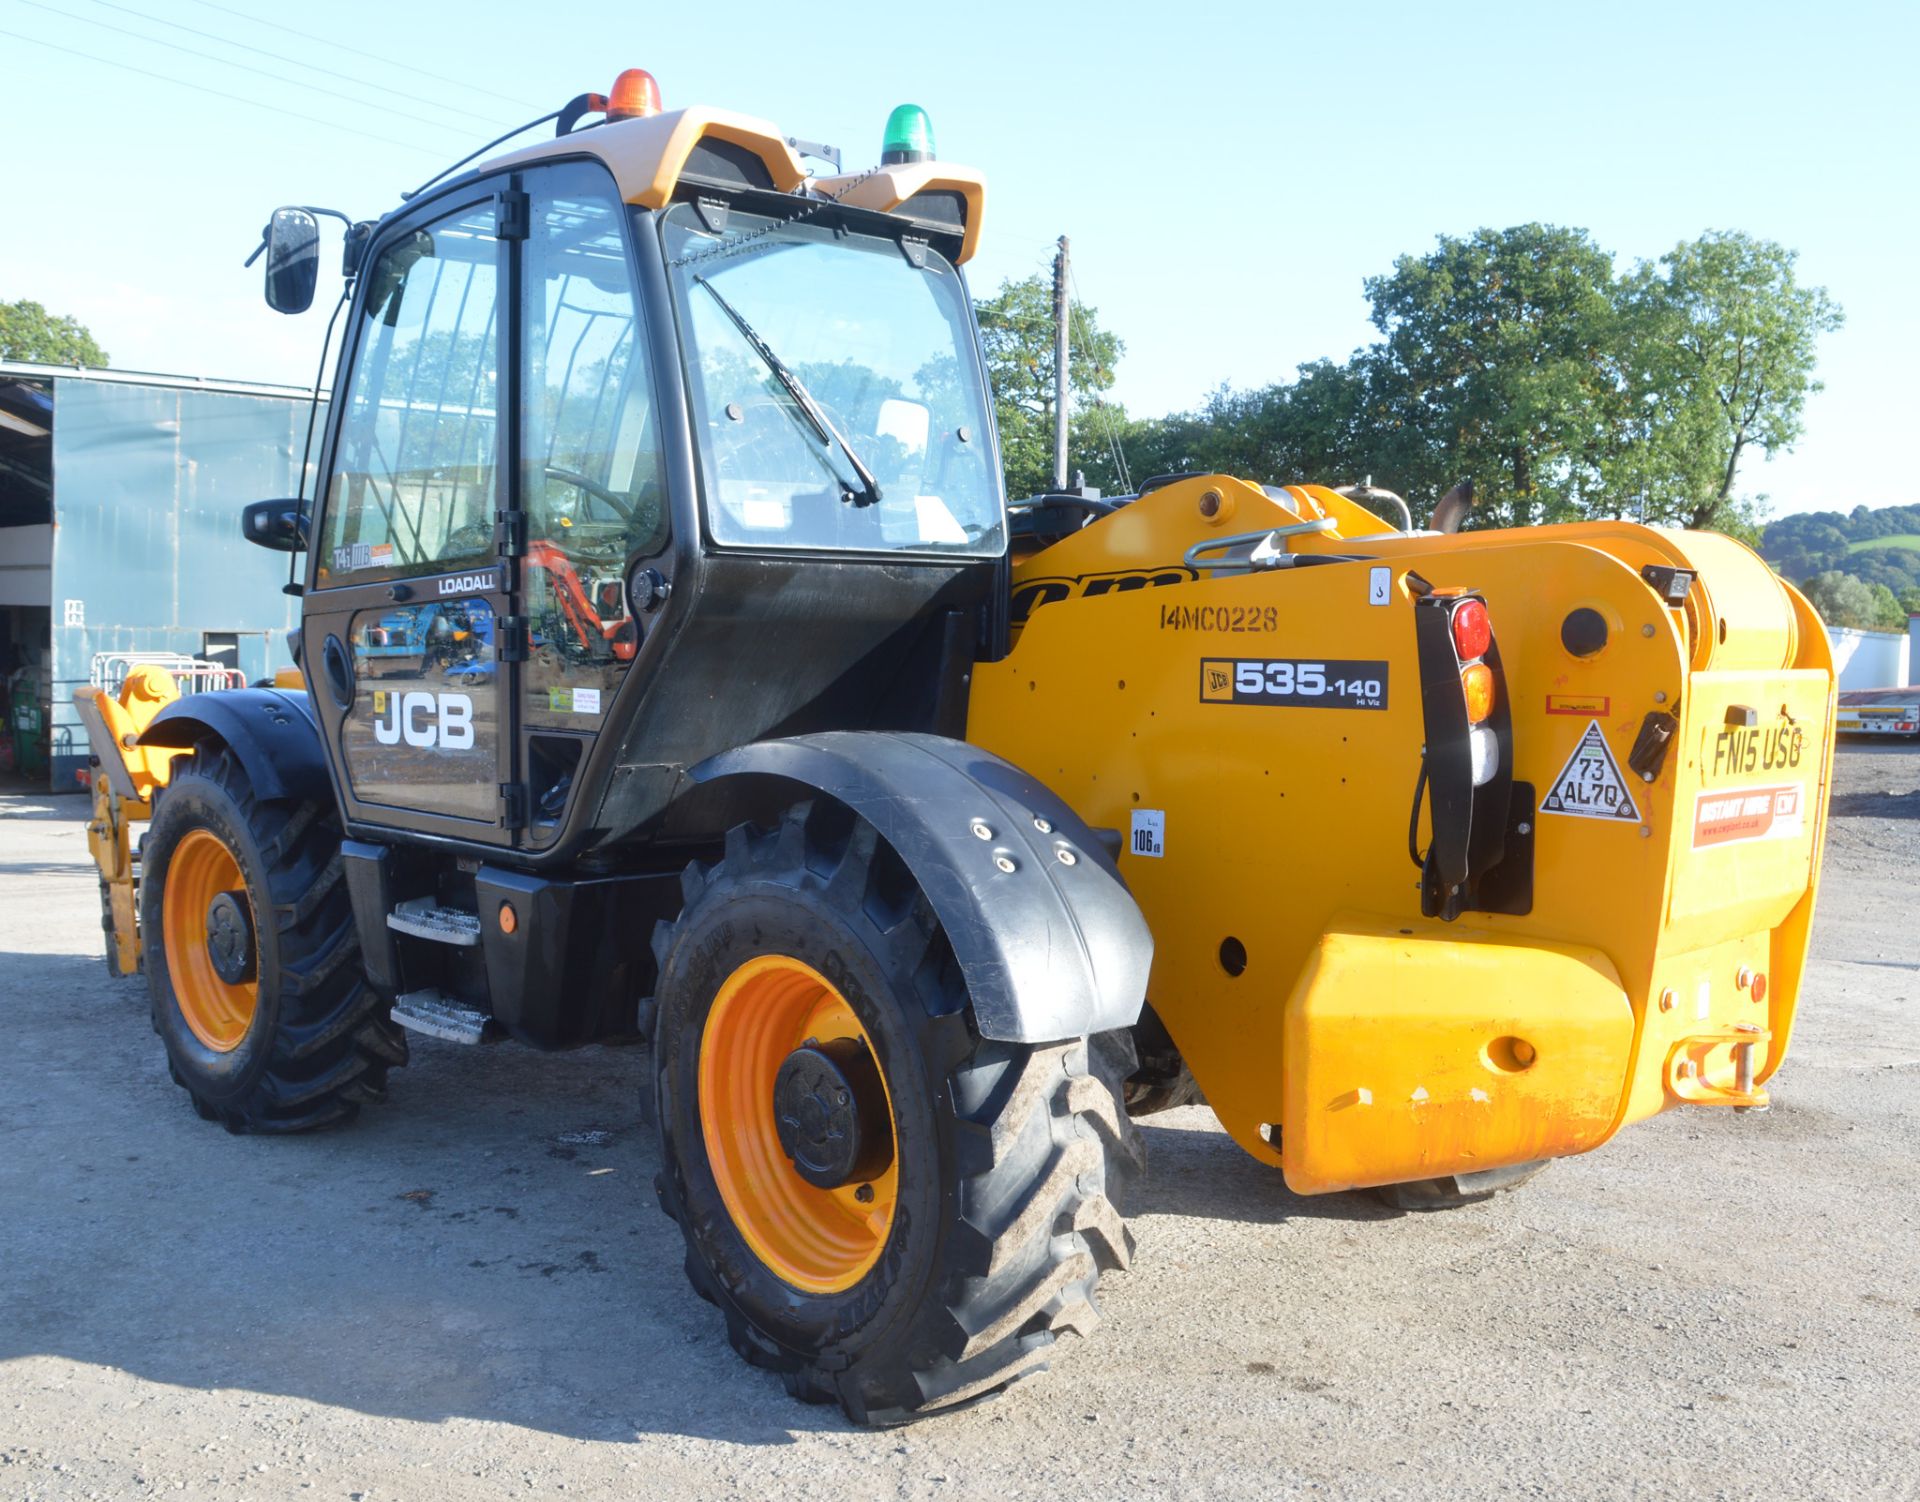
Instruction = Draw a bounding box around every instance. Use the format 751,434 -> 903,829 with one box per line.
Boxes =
0,361 -> 322,401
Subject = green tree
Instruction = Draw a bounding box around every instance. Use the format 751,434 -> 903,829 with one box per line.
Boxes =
1361,225 -> 1624,528
1118,225 -> 1841,539
0,298 -> 108,366
1611,232 -> 1842,530
1800,570 -> 1905,631
1865,580 -> 1909,630
974,275 -> 1129,498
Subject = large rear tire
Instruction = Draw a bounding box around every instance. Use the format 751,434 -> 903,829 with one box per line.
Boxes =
140,744 -> 405,1132
651,803 -> 1141,1425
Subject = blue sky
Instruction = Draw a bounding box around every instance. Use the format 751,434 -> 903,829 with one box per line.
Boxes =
0,0 -> 1911,518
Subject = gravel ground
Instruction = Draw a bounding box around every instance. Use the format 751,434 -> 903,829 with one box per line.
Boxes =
2,743 -> 1915,1502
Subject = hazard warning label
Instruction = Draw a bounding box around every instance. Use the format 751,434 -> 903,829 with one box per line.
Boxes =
1541,720 -> 1641,822
1692,784 -> 1806,849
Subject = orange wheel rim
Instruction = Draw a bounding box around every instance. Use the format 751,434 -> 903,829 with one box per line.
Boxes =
699,955 -> 900,1294
162,828 -> 258,1053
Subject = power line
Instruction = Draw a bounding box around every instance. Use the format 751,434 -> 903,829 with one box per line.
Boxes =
76,0 -> 520,131
179,0 -> 549,113
19,0 -> 474,142
0,25 -> 438,156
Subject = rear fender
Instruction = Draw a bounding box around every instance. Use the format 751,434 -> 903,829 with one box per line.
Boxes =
140,689 -> 332,804
691,731 -> 1153,1044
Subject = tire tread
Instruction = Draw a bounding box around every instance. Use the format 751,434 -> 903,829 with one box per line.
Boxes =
651,804 -> 1142,1426
145,745 -> 404,1133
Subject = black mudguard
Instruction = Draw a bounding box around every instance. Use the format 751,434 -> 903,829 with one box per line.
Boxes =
140,689 -> 333,804
691,731 -> 1152,1045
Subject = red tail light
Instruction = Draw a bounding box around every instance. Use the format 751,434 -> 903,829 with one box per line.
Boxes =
1451,598 -> 1491,661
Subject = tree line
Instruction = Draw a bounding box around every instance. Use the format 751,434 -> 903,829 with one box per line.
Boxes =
978,225 -> 1843,542
1764,504 -> 1920,631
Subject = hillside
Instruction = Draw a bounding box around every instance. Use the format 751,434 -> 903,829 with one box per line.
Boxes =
1762,504 -> 1920,595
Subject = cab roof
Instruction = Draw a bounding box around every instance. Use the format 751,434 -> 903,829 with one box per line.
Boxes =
477,106 -> 986,264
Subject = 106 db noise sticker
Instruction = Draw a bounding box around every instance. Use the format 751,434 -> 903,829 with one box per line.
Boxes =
1541,720 -> 1640,822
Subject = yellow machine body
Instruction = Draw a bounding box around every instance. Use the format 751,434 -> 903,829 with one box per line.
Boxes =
968,476 -> 1835,1194
75,666 -> 191,977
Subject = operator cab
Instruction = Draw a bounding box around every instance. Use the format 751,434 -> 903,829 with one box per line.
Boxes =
250,79 -> 1005,865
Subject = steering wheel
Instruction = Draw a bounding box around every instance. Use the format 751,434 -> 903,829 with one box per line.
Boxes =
544,465 -> 635,524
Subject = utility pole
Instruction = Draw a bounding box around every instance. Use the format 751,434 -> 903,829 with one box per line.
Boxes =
1052,234 -> 1070,493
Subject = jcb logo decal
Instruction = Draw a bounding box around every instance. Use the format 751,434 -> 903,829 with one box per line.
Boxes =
1011,567 -> 1195,623
372,690 -> 475,749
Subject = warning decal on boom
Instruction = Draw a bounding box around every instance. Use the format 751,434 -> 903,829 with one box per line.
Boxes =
1541,720 -> 1640,823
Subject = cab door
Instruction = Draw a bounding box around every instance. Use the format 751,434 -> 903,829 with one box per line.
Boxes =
513,161 -> 672,842
305,189 -> 520,843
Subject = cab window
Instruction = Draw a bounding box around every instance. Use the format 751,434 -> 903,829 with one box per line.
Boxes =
316,204 -> 501,584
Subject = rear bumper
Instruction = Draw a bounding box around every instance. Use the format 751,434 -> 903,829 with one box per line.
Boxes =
1279,914 -> 1776,1195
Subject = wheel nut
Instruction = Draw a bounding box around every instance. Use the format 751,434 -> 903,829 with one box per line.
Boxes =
1057,848 -> 1077,866
1032,816 -> 1052,834
970,820 -> 993,841
1735,966 -> 1753,991
994,854 -> 1017,874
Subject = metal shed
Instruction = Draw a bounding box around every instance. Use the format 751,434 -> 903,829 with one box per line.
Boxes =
0,362 -> 322,790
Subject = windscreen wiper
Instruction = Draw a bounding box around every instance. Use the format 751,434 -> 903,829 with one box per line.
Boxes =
693,276 -> 883,507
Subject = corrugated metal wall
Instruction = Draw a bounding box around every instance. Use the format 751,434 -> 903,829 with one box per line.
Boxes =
48,378 -> 322,787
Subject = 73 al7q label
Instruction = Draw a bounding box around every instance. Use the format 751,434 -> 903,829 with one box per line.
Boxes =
1200,658 -> 1388,709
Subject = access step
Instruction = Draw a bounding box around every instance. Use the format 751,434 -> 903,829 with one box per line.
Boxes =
391,989 -> 494,1045
386,897 -> 482,946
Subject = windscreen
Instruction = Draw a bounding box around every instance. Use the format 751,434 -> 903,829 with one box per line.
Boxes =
659,201 -> 1003,557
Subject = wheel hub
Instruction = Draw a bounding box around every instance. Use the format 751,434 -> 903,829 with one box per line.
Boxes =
773,1038 -> 894,1189
204,889 -> 256,986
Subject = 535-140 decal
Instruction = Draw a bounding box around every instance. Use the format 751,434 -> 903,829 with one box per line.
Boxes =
1200,658 -> 1389,710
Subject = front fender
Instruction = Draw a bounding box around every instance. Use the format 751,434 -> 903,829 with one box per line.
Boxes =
692,732 -> 1151,1045
140,689 -> 332,804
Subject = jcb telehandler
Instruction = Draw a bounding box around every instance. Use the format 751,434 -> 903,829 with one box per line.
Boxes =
83,71 -> 1837,1424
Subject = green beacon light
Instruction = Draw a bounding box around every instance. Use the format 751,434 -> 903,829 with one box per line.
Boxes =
881,104 -> 935,165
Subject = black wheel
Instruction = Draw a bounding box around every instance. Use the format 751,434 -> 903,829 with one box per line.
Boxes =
650,803 -> 1142,1425
1368,1159 -> 1549,1210
140,743 -> 405,1132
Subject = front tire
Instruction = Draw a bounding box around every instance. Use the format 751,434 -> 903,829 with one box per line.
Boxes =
651,803 -> 1141,1425
141,744 -> 405,1132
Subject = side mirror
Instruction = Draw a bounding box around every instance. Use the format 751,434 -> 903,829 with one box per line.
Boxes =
263,207 -> 320,314
242,498 -> 307,552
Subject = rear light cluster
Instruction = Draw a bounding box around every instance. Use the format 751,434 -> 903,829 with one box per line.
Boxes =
1451,599 -> 1496,728
1410,580 -> 1520,922
1445,597 -> 1500,787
